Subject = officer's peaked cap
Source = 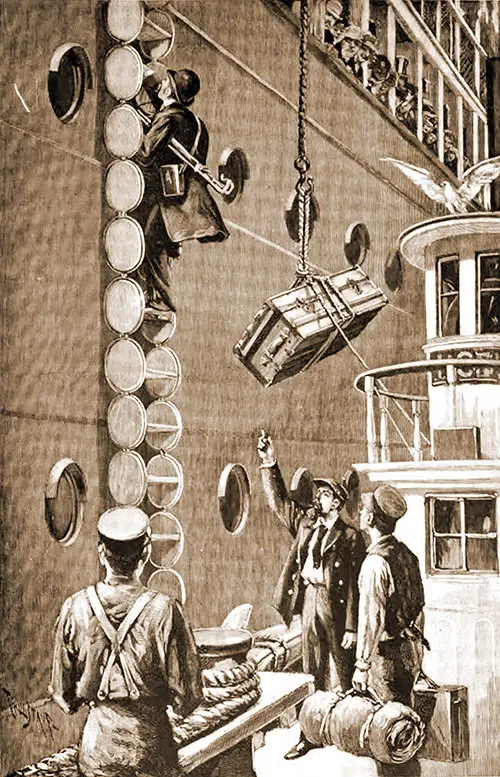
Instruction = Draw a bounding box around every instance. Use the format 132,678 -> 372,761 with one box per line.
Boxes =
314,478 -> 349,504
361,484 -> 407,521
98,507 -> 150,543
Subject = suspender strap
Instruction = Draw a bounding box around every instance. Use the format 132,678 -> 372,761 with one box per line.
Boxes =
166,114 -> 203,172
188,115 -> 203,165
86,586 -> 155,702
86,586 -> 117,645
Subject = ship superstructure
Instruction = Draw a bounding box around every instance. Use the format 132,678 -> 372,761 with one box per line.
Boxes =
355,211 -> 500,775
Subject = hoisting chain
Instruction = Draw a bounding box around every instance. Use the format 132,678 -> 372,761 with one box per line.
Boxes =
295,0 -> 314,278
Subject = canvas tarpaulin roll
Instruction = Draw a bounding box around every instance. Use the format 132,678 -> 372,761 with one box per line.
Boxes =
299,689 -> 425,764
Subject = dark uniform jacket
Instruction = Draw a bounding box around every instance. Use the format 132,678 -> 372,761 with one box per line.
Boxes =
137,102 -> 229,245
261,463 -> 366,629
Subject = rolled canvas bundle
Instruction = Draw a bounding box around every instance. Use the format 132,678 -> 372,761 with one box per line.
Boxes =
299,689 -> 425,764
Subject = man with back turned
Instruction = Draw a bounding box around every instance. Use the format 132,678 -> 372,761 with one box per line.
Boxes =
50,507 -> 202,777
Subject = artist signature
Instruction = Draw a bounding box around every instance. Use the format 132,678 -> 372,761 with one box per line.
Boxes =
1,687 -> 59,740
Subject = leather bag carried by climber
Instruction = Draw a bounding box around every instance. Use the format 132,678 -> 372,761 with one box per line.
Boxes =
159,115 -> 203,198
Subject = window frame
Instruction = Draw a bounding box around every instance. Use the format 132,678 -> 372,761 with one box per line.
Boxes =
426,493 -> 499,576
436,253 -> 460,337
476,250 -> 500,335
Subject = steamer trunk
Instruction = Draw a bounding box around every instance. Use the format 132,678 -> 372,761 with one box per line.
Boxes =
234,267 -> 387,387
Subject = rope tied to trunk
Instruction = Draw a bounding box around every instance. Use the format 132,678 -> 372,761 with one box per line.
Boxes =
295,0 -> 314,278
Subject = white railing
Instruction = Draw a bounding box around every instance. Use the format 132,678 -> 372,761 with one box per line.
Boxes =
275,0 -> 495,177
354,357 -> 500,463
387,0 -> 488,174
357,371 -> 430,464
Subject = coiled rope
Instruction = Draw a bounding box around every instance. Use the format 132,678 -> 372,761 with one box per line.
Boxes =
8,661 -> 263,775
252,634 -> 291,672
172,685 -> 262,746
202,673 -> 261,704
201,658 -> 257,687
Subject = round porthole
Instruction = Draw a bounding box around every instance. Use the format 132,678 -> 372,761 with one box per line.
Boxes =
48,44 -> 93,124
218,463 -> 250,535
45,459 -> 87,546
289,467 -> 314,508
218,147 -> 250,205
342,468 -> 361,521
344,222 -> 371,267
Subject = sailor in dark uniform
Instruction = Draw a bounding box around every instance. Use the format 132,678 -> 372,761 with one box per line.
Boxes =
258,431 -> 366,759
135,67 -> 229,314
49,507 -> 202,777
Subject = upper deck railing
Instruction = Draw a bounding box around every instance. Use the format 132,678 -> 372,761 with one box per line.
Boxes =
354,357 -> 500,463
271,0 -> 497,180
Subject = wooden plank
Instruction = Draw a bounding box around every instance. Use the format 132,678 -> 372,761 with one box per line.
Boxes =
178,672 -> 314,773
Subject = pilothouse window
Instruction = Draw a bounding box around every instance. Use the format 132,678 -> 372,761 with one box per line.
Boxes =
427,496 -> 498,574
478,253 -> 500,334
437,255 -> 459,337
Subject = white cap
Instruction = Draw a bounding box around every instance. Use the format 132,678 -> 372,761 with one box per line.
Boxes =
98,506 -> 150,542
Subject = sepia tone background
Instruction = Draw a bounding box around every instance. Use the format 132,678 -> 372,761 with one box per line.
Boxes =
0,0 -> 450,771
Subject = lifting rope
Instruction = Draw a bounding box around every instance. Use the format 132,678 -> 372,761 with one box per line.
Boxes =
295,0 -> 313,278
292,1 -> 429,454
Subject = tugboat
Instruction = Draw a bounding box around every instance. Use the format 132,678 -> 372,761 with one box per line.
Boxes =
254,212 -> 500,777
353,211 -> 500,776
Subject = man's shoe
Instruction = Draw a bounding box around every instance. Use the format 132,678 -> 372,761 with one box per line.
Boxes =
284,739 -> 316,760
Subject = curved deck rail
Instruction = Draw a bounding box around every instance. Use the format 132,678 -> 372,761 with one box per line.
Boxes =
354,358 -> 500,463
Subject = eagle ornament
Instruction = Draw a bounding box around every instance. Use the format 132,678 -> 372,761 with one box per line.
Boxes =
382,156 -> 500,214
